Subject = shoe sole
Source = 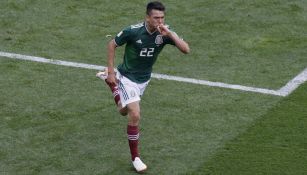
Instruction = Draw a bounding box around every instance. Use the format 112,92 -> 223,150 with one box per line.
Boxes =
96,71 -> 107,80
136,167 -> 147,174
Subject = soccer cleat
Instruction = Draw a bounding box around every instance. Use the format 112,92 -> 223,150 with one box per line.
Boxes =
96,67 -> 117,89
132,157 -> 147,173
96,67 -> 109,80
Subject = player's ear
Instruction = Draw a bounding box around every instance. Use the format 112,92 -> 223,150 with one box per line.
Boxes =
145,15 -> 150,22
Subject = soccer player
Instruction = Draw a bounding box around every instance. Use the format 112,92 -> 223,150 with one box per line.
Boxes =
96,1 -> 189,173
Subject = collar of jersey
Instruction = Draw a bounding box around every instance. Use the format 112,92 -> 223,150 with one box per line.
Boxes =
144,22 -> 158,35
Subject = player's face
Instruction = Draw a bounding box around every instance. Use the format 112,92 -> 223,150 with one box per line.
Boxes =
146,9 -> 165,31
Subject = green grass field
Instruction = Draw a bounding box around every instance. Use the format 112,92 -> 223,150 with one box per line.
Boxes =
1,0 -> 307,174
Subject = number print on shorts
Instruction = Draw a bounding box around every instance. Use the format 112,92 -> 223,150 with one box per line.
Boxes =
140,48 -> 154,57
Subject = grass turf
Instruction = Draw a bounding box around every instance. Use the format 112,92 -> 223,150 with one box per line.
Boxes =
1,0 -> 307,88
194,82 -> 307,175
0,58 -> 280,174
1,0 -> 307,174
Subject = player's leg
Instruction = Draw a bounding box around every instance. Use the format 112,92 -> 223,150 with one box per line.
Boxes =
113,73 -> 148,172
117,76 -> 148,172
97,69 -> 146,172
96,68 -> 120,105
127,101 -> 141,126
126,101 -> 140,161
126,101 -> 147,172
96,68 -> 128,116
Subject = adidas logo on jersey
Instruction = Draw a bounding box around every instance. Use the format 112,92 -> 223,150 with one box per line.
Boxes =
136,39 -> 142,44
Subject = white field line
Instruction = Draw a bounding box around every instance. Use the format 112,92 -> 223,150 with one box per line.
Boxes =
0,51 -> 305,97
0,51 -> 106,70
277,68 -> 307,97
151,73 -> 283,96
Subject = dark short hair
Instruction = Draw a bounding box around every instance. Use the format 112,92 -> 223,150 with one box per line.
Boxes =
146,1 -> 165,15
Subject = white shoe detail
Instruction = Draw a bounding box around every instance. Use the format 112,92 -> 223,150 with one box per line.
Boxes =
132,157 -> 147,173
96,68 -> 108,80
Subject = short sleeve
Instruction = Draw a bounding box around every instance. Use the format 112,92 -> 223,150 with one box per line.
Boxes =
114,27 -> 132,46
163,34 -> 176,46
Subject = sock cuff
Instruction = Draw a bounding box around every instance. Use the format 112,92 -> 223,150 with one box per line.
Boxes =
127,125 -> 139,135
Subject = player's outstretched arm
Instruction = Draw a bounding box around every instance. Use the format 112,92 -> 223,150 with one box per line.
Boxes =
158,24 -> 190,54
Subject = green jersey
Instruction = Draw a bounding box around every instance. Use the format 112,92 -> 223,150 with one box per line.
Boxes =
115,22 -> 175,83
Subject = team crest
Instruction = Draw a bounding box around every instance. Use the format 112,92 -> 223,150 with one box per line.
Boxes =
155,35 -> 163,45
130,90 -> 136,97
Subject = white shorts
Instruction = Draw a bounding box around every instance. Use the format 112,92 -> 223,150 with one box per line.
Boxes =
116,72 -> 150,108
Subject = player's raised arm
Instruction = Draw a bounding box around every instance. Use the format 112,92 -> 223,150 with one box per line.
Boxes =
169,31 -> 190,54
158,24 -> 190,54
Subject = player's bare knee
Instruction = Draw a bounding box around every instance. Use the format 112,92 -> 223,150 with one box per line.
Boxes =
129,110 -> 140,122
130,112 -> 140,120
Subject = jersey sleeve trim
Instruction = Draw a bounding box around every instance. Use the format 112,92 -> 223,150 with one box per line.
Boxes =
113,39 -> 119,47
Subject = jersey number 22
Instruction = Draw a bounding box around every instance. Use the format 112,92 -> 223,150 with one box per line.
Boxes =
140,48 -> 154,57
